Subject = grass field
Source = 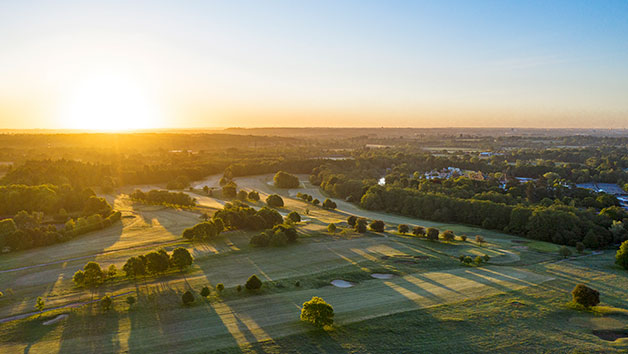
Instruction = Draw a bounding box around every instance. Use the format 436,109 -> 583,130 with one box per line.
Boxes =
0,174 -> 627,353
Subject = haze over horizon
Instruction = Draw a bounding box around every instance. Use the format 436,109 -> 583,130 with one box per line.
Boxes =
1,0 -> 627,130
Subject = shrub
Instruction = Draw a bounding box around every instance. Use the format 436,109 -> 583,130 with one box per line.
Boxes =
266,194 -> 284,208
460,235 -> 467,242
200,286 -> 210,298
100,295 -> 113,311
327,223 -> 337,233
300,296 -> 334,327
576,242 -> 585,254
245,274 -> 263,290
426,228 -> 439,241
322,199 -> 337,210
182,290 -> 195,305
248,190 -> 260,201
216,283 -> 224,292
559,246 -> 572,259
442,230 -> 455,242
273,171 -> 300,188
347,216 -> 357,227
413,226 -> 425,237
616,240 -> 628,270
571,284 -> 600,308
398,224 -> 409,234
369,220 -> 385,232
287,211 -> 301,223
355,218 -> 368,233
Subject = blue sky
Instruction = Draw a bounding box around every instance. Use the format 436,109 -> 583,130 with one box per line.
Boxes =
0,0 -> 627,129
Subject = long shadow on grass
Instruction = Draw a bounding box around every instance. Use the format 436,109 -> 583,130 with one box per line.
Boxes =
58,306 -> 120,354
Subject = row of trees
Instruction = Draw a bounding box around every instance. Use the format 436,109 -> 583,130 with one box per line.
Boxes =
250,224 -> 298,247
182,219 -> 224,241
295,193 -> 337,209
130,189 -> 196,207
0,184 -> 112,215
121,247 -> 194,280
360,185 -> 619,248
212,201 -> 283,231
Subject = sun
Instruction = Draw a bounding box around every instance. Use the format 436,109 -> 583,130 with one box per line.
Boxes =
58,74 -> 162,131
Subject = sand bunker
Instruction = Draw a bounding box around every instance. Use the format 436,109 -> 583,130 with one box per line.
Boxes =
43,314 -> 68,326
331,280 -> 353,288
371,273 -> 394,279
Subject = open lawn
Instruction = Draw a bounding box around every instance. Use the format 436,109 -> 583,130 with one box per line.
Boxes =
0,174 -> 626,353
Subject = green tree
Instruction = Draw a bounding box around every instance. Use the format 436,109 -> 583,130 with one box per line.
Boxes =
300,296 -> 334,327
107,264 -> 117,278
369,220 -> 385,232
100,295 -> 113,311
73,269 -> 85,286
327,223 -> 337,233
616,240 -> 628,270
426,228 -> 439,241
273,171 -> 300,188
237,190 -> 248,201
200,286 -> 210,298
287,211 -> 301,223
248,190 -> 260,201
475,235 -> 485,246
182,290 -> 194,305
126,296 -> 136,308
35,296 -> 45,314
123,256 -> 146,279
222,182 -> 237,198
571,284 -> 600,308
355,218 -> 368,233
398,224 -> 409,234
266,194 -> 284,208
145,250 -> 170,275
216,283 -> 224,293
322,199 -> 337,210
171,247 -> 193,270
442,230 -> 455,242
347,216 -> 357,227
83,262 -> 105,288
245,274 -> 263,290
413,226 -> 425,237
559,246 -> 572,259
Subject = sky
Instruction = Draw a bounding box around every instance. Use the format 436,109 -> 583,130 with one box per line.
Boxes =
0,0 -> 627,130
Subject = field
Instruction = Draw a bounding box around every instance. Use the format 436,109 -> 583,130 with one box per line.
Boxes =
1,174 -> 627,353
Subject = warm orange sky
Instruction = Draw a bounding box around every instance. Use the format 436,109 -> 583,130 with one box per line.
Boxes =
1,1 -> 627,130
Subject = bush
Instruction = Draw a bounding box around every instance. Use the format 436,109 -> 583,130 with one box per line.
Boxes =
559,246 -> 572,259
273,171 -> 300,188
266,194 -> 284,208
287,211 -> 301,223
100,295 -> 113,311
442,230 -> 455,242
327,223 -> 337,233
200,286 -> 210,298
576,242 -> 585,254
460,235 -> 467,242
398,224 -> 409,234
413,226 -> 425,237
300,296 -> 334,327
347,216 -> 357,227
571,284 -> 600,308
355,218 -> 368,233
245,274 -> 263,290
182,290 -> 195,305
426,227 -> 439,241
616,240 -> 628,270
369,220 -> 385,232
216,283 -> 224,292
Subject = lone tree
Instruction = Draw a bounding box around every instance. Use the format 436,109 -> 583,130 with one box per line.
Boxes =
245,274 -> 263,290
559,246 -> 572,259
413,226 -> 425,237
616,240 -> 628,270
369,220 -> 385,232
266,194 -> 284,208
300,296 -> 334,328
287,211 -> 301,223
171,247 -> 193,270
398,224 -> 409,234
571,284 -> 600,308
182,290 -> 195,305
426,227 -> 439,241
200,286 -> 210,298
35,296 -> 45,314
100,295 -> 113,311
327,223 -> 337,233
273,171 -> 300,188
